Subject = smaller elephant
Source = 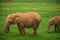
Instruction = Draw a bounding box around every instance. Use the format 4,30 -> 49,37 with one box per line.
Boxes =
47,16 -> 60,32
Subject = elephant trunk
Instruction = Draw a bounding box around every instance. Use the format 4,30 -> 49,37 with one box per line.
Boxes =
4,22 -> 10,33
47,23 -> 50,33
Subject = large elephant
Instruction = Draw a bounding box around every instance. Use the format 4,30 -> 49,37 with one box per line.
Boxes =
4,12 -> 41,36
47,16 -> 60,32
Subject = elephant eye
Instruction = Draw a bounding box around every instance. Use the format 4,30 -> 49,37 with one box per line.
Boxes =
52,20 -> 54,22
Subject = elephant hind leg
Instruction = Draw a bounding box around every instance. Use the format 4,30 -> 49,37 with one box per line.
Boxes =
17,24 -> 23,35
32,20 -> 39,36
33,24 -> 38,36
33,27 -> 37,36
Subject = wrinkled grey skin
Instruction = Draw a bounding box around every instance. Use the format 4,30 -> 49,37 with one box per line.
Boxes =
47,16 -> 60,33
4,12 -> 41,36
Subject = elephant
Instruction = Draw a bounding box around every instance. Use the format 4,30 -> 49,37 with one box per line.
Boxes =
47,16 -> 60,33
4,12 -> 41,36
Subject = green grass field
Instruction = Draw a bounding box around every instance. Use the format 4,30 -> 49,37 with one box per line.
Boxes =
0,3 -> 60,40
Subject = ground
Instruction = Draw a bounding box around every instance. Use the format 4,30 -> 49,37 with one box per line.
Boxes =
0,2 -> 60,40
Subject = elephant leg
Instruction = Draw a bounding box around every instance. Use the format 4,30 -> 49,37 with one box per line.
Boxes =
19,24 -> 26,36
22,27 -> 26,36
17,24 -> 23,35
33,25 -> 38,36
54,24 -> 57,32
54,24 -> 59,32
17,23 -> 26,36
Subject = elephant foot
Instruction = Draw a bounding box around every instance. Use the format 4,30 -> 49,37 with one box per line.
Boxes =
55,31 -> 60,33
20,33 -> 23,35
23,33 -> 26,36
32,33 -> 37,36
18,34 -> 22,37
55,30 -> 57,32
47,31 -> 50,33
23,34 -> 26,37
47,32 -> 50,33
19,33 -> 26,36
58,30 -> 60,33
55,30 -> 60,33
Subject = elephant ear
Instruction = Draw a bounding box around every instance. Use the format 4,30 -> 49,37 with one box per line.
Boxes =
15,17 -> 24,24
54,19 -> 57,24
48,17 -> 56,25
51,17 -> 57,24
14,17 -> 20,23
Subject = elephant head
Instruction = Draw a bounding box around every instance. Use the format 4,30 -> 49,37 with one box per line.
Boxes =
4,14 -> 17,33
47,17 -> 57,32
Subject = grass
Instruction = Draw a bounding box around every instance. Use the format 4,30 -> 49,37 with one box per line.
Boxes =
1,0 -> 60,3
0,3 -> 60,40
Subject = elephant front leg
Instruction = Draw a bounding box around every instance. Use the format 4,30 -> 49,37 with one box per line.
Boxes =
19,24 -> 26,36
17,24 -> 23,35
54,24 -> 57,32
